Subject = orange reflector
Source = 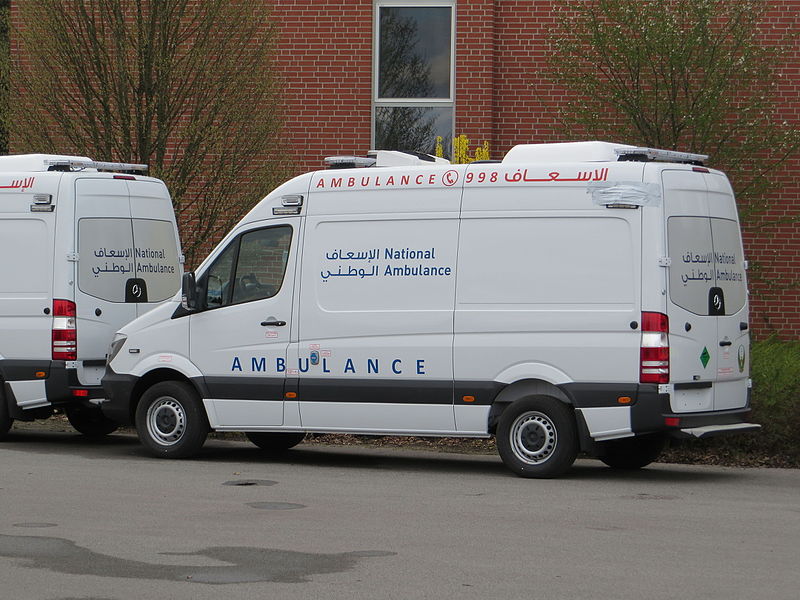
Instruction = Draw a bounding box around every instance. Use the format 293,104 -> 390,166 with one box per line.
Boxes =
463,395 -> 476,403
617,396 -> 632,404
35,371 -> 47,378
285,392 -> 297,399
71,389 -> 89,397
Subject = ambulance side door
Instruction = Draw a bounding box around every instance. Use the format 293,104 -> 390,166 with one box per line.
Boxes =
189,219 -> 299,428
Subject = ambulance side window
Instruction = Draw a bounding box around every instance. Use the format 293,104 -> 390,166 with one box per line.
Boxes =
202,225 -> 292,309
205,242 -> 237,309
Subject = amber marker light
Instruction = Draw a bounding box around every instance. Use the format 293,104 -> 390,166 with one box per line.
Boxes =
35,371 -> 47,378
617,396 -> 632,404
463,395 -> 476,403
285,392 -> 298,399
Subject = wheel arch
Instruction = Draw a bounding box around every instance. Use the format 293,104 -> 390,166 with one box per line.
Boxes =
488,379 -> 572,434
487,379 -> 596,453
128,368 -> 201,425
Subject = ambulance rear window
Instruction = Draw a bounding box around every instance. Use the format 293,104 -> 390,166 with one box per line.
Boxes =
668,216 -> 746,316
78,218 -> 180,303
132,219 -> 181,302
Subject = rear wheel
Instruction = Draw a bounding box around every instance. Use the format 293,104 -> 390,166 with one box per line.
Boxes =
0,387 -> 13,440
65,405 -> 118,437
246,431 -> 306,453
598,433 -> 666,470
495,396 -> 578,478
135,381 -> 208,458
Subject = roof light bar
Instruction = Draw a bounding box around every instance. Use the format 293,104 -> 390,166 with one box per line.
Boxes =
615,147 -> 708,166
324,156 -> 377,169
44,159 -> 149,173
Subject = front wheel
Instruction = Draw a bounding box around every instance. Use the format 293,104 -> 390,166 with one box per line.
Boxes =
496,397 -> 578,478
65,405 -> 118,437
598,433 -> 666,470
135,381 -> 208,458
246,431 -> 306,453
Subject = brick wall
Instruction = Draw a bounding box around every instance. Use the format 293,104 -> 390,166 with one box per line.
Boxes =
269,0 -> 799,339
742,1 -> 800,338
270,1 -> 373,171
10,0 -> 799,337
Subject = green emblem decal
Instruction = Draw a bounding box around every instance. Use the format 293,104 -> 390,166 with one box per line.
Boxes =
700,347 -> 710,368
738,345 -> 746,373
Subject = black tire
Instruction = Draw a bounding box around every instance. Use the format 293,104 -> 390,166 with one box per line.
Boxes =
0,386 -> 13,440
65,405 -> 119,437
245,431 -> 306,453
135,381 -> 208,458
496,396 -> 578,478
598,433 -> 666,470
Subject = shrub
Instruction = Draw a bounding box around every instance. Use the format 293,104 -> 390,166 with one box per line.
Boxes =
665,337 -> 800,467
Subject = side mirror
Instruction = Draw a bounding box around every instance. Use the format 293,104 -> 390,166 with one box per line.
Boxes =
181,271 -> 198,311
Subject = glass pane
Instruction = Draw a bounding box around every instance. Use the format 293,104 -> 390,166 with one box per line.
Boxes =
231,226 -> 293,304
374,105 -> 452,156
710,218 -> 747,315
132,219 -> 181,303
668,216 -> 714,316
205,242 -> 237,309
78,218 -> 134,302
378,6 -> 452,99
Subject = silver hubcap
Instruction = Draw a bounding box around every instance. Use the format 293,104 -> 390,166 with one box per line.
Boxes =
510,411 -> 557,464
146,397 -> 186,446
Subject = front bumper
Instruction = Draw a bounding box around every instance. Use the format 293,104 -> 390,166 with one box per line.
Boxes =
101,366 -> 138,425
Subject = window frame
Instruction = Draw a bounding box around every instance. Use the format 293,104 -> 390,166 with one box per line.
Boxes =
372,0 -> 456,151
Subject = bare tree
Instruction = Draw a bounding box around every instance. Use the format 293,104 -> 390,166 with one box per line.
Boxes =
12,0 -> 287,265
546,0 -> 799,217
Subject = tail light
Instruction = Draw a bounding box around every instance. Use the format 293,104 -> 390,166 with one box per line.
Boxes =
52,299 -> 77,361
640,311 -> 669,384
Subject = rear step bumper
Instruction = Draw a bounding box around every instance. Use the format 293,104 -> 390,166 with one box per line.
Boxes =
675,422 -> 761,439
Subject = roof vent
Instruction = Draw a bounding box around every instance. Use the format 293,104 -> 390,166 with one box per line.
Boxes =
503,142 -> 635,164
367,150 -> 450,167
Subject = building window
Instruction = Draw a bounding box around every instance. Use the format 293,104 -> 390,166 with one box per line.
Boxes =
373,1 -> 454,157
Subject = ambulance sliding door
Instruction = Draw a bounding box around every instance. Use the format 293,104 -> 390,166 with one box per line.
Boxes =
296,176 -> 460,433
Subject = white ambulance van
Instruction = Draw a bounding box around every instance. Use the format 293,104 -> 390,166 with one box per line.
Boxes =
0,155 -> 182,438
102,141 -> 759,477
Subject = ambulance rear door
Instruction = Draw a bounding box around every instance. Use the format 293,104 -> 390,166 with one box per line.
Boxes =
663,169 -> 749,413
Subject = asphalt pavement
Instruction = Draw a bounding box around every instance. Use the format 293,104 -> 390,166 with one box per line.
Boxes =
0,428 -> 798,600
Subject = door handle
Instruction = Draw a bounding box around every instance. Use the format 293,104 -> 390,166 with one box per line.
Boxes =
719,340 -> 732,347
261,320 -> 286,327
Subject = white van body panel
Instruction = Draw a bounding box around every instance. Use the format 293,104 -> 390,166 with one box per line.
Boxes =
0,156 -> 182,418
102,142 -> 757,470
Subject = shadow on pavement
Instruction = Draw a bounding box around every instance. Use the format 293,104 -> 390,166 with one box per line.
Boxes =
0,428 -> 745,483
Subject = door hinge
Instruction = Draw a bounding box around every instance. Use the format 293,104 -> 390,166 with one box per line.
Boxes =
67,252 -> 79,262
658,256 -> 672,267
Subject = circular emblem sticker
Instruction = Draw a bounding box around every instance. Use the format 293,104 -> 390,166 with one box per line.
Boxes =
443,170 -> 459,187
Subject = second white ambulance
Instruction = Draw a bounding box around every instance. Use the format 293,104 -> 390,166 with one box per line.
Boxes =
102,141 -> 759,477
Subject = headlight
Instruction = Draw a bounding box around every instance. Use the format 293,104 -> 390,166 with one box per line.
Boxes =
107,334 -> 128,364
